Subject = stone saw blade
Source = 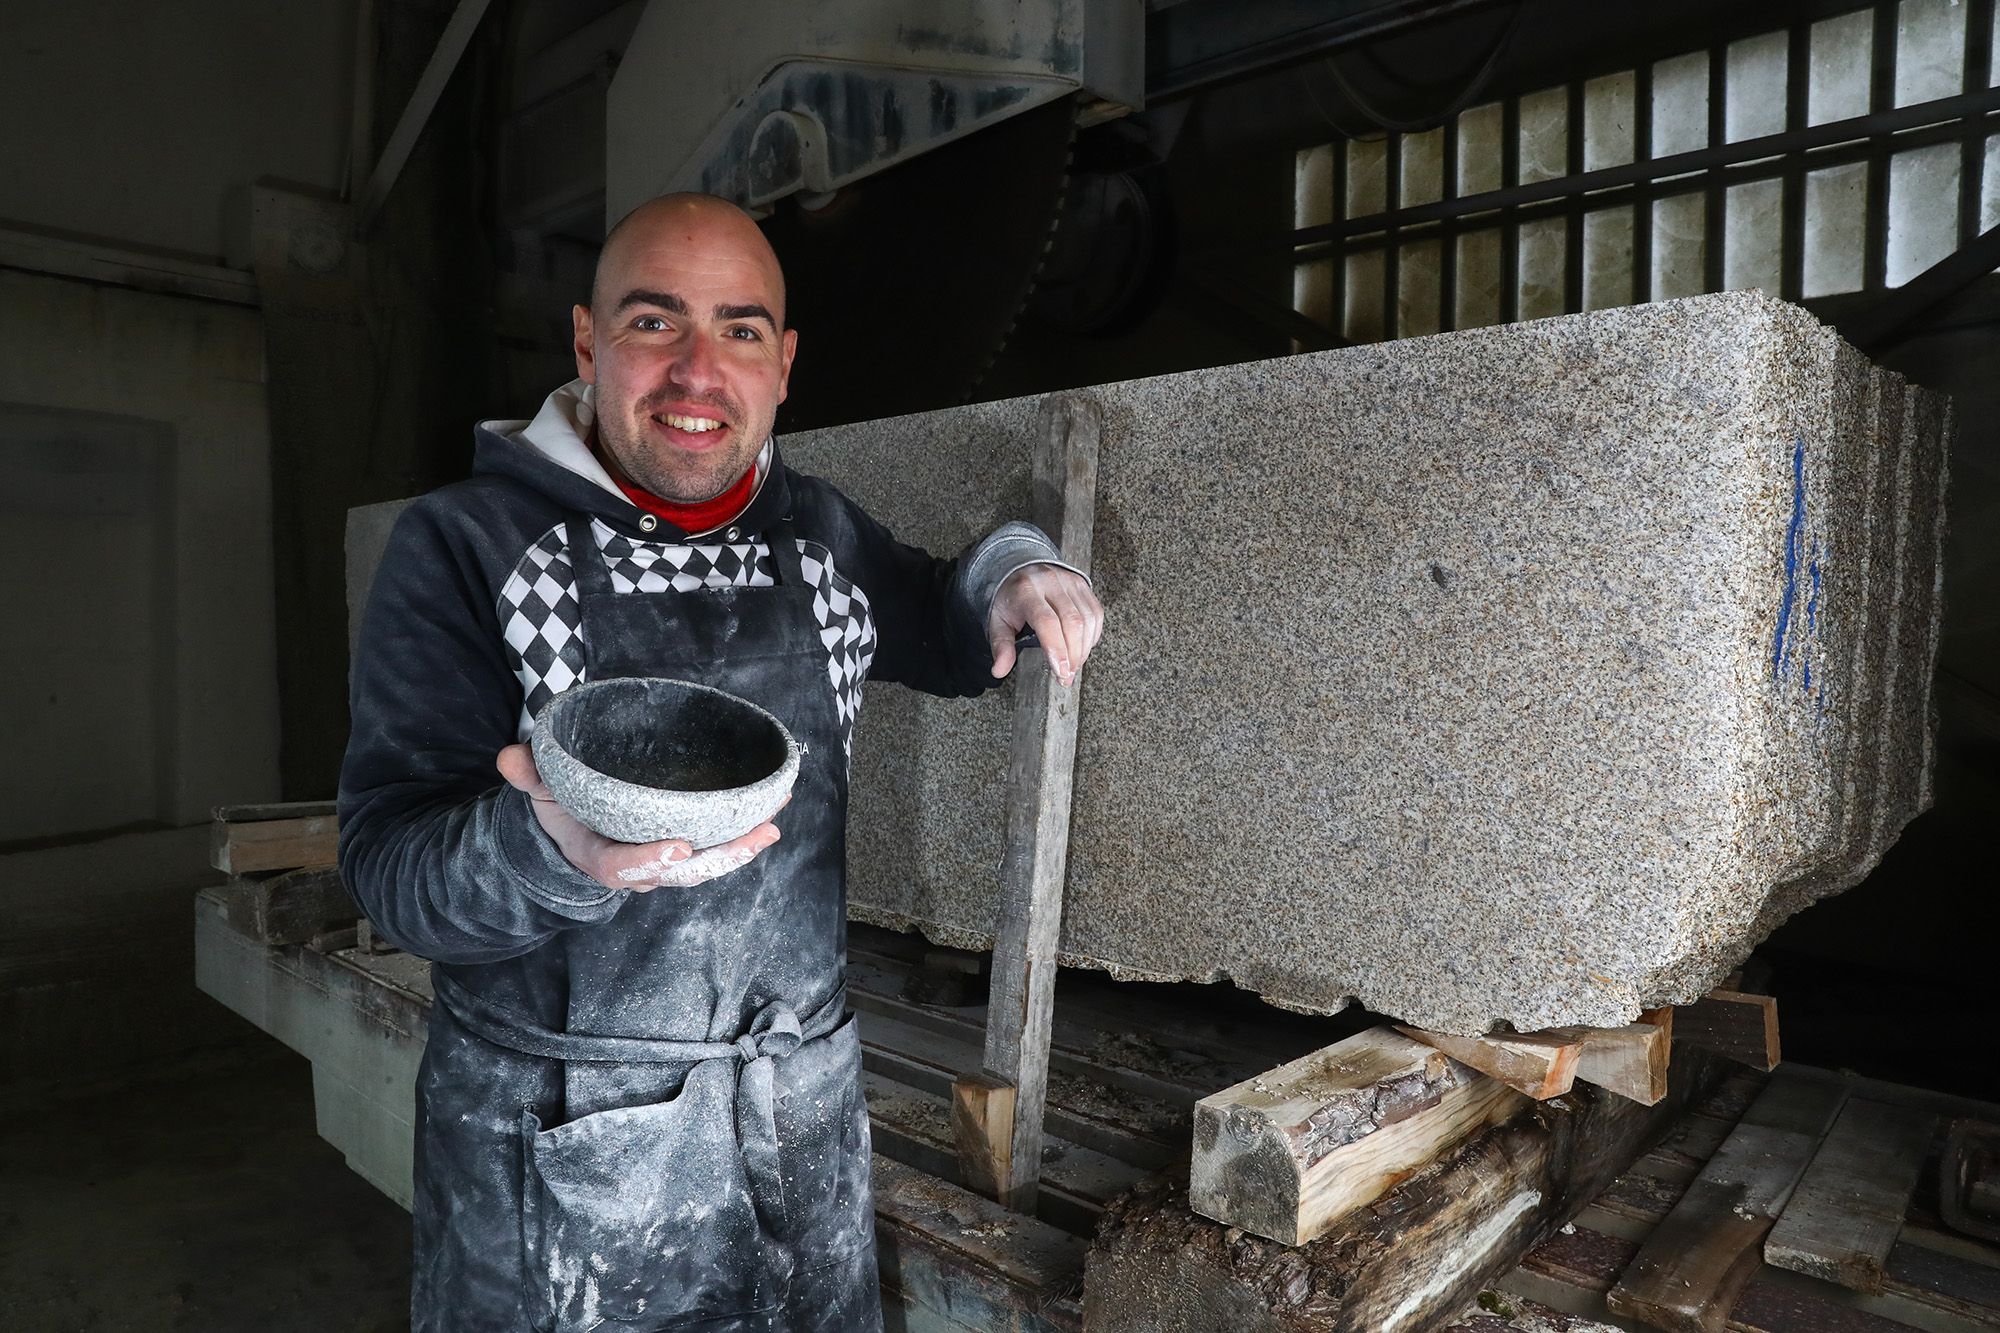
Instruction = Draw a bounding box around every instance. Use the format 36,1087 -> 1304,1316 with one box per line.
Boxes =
760,98 -> 1078,433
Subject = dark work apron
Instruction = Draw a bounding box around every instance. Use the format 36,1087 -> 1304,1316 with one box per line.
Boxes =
416,511 -> 881,1333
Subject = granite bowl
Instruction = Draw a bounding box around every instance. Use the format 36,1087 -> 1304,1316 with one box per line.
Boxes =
529,678 -> 800,848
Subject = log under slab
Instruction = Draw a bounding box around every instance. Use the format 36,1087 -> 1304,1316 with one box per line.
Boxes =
782,290 -> 1953,1036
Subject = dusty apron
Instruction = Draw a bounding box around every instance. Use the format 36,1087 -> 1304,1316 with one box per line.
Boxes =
414,511 -> 881,1333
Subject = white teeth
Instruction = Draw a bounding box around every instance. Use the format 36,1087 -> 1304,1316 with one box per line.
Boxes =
658,413 -> 723,433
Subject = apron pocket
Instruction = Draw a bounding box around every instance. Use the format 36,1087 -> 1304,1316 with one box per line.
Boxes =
769,1014 -> 876,1275
521,1059 -> 778,1332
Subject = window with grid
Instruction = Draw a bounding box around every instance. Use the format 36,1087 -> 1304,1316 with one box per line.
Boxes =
1293,0 -> 2000,343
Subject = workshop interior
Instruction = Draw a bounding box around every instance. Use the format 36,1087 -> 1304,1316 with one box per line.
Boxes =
3,0 -> 1999,1329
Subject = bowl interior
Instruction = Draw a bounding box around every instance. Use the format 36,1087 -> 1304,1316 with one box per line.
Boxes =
549,680 -> 789,793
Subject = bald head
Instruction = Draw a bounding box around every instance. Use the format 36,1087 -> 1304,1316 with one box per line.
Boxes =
572,192 -> 800,503
591,193 -> 788,328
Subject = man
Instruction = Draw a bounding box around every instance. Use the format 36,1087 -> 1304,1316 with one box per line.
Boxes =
338,192 -> 1103,1332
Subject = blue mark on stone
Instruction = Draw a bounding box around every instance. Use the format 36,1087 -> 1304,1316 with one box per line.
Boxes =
1772,435 -> 1806,681
1806,545 -> 1821,635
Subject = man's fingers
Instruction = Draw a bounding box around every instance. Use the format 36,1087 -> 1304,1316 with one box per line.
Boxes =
1055,593 -> 1093,674
1031,587 -> 1093,682
989,630 -> 1018,679
496,743 -> 552,799
616,821 -> 782,891
606,839 -> 695,886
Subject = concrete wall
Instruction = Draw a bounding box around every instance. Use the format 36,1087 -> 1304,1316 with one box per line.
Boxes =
0,0 -> 358,1086
0,272 -> 282,1086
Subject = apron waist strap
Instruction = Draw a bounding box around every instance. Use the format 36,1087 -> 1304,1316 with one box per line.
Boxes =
431,968 -> 847,1065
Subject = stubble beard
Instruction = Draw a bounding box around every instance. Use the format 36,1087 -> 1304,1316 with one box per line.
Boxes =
598,407 -> 759,504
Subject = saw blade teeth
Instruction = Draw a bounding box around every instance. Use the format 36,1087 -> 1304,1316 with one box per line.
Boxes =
965,104 -> 1081,404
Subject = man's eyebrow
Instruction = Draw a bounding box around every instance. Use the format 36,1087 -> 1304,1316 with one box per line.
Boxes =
612,288 -> 689,315
716,302 -> 778,328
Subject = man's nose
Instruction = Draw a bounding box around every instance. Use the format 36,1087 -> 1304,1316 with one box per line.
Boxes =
666,330 -> 724,392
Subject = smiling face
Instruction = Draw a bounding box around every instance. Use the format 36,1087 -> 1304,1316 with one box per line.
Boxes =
574,195 -> 799,503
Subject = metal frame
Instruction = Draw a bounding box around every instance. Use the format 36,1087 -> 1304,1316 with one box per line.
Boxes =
1284,0 -> 2000,340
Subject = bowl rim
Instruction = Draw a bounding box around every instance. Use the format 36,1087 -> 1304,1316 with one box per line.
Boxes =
530,676 -> 801,807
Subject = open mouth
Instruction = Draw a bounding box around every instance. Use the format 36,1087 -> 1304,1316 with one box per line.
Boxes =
654,411 -> 724,433
649,411 -> 731,446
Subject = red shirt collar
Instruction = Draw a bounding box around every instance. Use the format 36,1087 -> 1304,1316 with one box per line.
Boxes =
612,465 -> 757,536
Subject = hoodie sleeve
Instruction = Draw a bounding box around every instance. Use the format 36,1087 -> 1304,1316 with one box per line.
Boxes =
828,489 -> 1082,698
337,497 -> 627,964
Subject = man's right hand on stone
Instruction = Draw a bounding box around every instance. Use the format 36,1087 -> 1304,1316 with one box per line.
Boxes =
497,743 -> 783,891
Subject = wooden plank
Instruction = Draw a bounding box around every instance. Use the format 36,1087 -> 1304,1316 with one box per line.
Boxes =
1398,1026 -> 1583,1099
1190,1026 -> 1529,1246
1766,1098 -> 1936,1293
871,1155 -> 1085,1333
208,868 -> 359,946
1551,1008 -> 1674,1106
1674,990 -> 1781,1071
1579,1107 -> 2000,1330
964,391 -> 1101,1213
1510,1222 -> 1940,1333
1605,1071 -> 1849,1331
210,812 -> 339,875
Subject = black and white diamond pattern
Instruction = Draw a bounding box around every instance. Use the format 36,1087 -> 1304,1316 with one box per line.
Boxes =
800,540 -> 877,755
600,524 -> 775,594
495,522 -> 875,747
497,528 -> 585,737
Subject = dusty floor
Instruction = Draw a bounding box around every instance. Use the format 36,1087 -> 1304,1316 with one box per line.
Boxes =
0,1035 -> 412,1331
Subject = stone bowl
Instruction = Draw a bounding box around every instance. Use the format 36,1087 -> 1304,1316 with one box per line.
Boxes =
530,678 -> 800,848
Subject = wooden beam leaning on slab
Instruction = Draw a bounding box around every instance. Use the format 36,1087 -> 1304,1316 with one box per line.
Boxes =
953,393 -> 1101,1213
1190,1026 -> 1529,1247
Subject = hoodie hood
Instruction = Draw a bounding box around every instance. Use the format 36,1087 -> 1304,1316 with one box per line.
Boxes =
474,379 -> 786,541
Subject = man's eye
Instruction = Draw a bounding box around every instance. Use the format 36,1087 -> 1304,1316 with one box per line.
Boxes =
634,315 -> 668,332
728,326 -> 762,341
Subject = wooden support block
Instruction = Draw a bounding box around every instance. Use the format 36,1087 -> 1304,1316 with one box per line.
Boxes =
950,1073 -> 1017,1205
1673,988 -> 1780,1071
210,867 -> 359,946
1605,1068 -> 1848,1332
1190,1026 -> 1529,1246
1092,1054 -> 1721,1333
1397,1026 -> 1582,1099
1547,1008 -> 1674,1106
1764,1097 -> 1936,1293
210,804 -> 339,875
975,392 -> 1100,1214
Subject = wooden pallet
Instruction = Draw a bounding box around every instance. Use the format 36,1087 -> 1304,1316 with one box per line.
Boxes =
1497,1067 -> 2000,1333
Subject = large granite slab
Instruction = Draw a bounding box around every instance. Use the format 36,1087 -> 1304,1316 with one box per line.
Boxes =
786,291 -> 1951,1035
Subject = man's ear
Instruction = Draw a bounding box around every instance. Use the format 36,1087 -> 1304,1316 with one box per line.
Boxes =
775,327 -> 799,405
572,304 -> 597,384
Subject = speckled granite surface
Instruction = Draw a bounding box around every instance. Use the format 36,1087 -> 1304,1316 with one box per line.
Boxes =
784,291 -> 1950,1035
